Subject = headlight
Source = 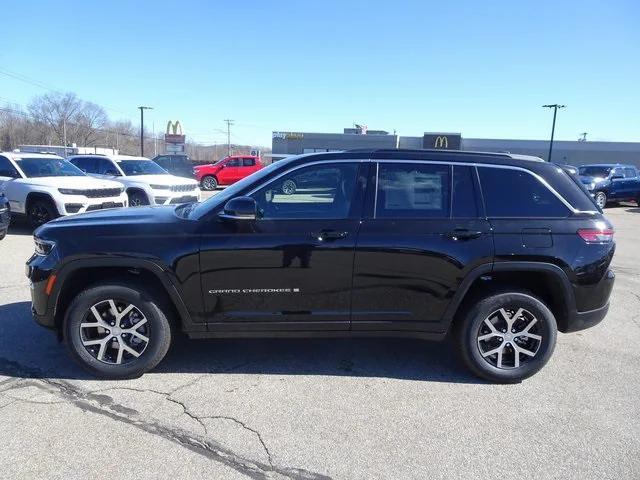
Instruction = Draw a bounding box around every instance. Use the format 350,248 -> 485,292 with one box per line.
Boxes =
590,182 -> 595,190
58,188 -> 85,195
34,237 -> 55,256
149,184 -> 171,190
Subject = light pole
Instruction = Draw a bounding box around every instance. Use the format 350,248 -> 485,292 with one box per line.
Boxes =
542,104 -> 565,162
138,106 -> 153,156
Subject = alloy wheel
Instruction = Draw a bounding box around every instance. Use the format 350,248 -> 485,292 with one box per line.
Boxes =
80,299 -> 150,365
595,192 -> 606,209
282,179 -> 296,195
202,176 -> 217,190
476,307 -> 542,369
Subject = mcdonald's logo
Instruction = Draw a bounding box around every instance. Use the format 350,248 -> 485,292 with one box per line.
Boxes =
434,136 -> 448,149
166,120 -> 183,135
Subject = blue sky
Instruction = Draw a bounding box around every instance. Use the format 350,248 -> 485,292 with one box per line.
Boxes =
1,0 -> 638,147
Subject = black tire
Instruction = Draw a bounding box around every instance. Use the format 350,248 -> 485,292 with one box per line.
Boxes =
455,291 -> 557,383
28,198 -> 58,228
594,191 -> 607,209
128,190 -> 149,207
64,283 -> 172,379
201,175 -> 218,191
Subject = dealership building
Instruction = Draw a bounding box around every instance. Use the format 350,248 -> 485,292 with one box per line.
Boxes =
271,128 -> 640,167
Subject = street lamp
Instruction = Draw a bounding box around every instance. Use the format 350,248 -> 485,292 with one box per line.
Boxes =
542,104 -> 566,162
138,106 -> 153,156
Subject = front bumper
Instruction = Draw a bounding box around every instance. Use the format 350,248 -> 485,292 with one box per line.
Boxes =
56,193 -> 129,215
26,251 -> 58,330
151,189 -> 201,205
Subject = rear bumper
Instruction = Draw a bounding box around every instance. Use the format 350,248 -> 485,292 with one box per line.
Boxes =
563,269 -> 615,333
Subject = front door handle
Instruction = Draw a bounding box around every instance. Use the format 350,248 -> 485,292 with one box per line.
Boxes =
446,229 -> 483,241
314,229 -> 349,241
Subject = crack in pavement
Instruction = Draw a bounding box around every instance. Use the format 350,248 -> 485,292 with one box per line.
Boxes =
91,386 -> 274,468
0,358 -> 331,480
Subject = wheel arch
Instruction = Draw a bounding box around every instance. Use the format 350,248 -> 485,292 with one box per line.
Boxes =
26,191 -> 59,215
446,262 -> 576,333
51,258 -> 201,339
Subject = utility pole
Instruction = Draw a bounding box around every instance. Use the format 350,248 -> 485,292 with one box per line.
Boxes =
223,119 -> 234,157
542,104 -> 565,162
62,119 -> 67,158
138,106 -> 153,156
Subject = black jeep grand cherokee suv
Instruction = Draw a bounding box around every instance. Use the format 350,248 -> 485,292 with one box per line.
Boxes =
26,149 -> 615,382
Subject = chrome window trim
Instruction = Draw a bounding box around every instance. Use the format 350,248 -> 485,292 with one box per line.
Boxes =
241,157 -> 597,216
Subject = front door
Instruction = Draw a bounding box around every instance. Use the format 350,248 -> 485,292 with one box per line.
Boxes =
351,161 -> 494,333
199,160 -> 367,331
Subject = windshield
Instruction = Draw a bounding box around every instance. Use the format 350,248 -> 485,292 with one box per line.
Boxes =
117,160 -> 168,176
579,166 -> 611,177
189,160 -> 285,219
15,157 -> 85,178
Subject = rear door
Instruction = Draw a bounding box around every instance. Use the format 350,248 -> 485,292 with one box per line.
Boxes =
351,161 -> 493,333
623,167 -> 639,200
477,165 -> 572,263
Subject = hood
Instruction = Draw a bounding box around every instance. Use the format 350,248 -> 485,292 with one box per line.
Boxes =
34,205 -> 188,240
18,176 -> 123,189
125,174 -> 198,186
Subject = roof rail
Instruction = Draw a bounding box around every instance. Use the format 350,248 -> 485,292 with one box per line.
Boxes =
344,148 -> 512,157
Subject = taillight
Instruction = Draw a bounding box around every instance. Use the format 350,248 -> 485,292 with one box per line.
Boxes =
578,228 -> 614,243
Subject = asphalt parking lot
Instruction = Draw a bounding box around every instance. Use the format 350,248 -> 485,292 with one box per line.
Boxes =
1,202 -> 639,480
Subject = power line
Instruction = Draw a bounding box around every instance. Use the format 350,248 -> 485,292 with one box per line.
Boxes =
0,66 -> 132,117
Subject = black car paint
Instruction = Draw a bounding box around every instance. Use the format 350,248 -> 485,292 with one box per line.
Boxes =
27,150 -> 615,339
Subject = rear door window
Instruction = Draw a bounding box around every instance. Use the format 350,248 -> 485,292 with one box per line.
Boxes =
478,167 -> 569,217
227,158 -> 241,167
242,157 -> 256,167
624,168 -> 637,178
375,163 -> 450,218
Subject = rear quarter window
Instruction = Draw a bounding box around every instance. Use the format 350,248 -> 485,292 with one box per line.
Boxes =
478,167 -> 570,217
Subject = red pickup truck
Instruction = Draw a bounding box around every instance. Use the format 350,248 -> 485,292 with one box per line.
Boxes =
194,155 -> 263,190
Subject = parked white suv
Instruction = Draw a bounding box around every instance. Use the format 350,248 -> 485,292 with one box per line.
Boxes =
68,154 -> 200,206
0,152 -> 128,227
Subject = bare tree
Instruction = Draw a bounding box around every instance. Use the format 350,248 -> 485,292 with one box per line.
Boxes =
28,92 -> 82,145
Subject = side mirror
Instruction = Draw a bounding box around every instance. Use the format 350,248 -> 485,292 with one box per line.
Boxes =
220,196 -> 257,220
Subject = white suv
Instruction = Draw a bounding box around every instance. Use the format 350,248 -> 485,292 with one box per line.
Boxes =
68,154 -> 200,206
0,152 -> 128,227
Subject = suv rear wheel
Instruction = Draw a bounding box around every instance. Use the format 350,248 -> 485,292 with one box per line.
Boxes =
64,283 -> 172,379
455,291 -> 557,383
28,198 -> 58,228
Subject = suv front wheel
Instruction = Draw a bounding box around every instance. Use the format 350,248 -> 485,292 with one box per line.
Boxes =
64,283 -> 172,379
455,291 -> 557,383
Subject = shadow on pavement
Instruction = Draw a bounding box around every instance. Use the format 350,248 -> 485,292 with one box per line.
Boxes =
8,218 -> 34,236
0,301 -> 482,384
624,207 -> 640,214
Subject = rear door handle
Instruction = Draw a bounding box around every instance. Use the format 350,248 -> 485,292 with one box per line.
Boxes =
314,229 -> 349,241
446,229 -> 483,241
